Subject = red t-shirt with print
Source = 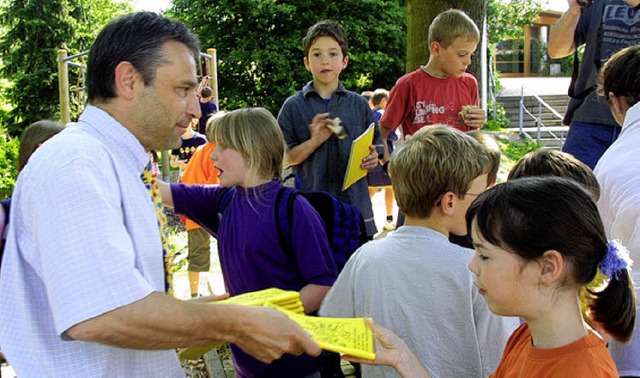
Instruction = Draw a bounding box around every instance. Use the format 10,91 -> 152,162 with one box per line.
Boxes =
380,68 -> 479,136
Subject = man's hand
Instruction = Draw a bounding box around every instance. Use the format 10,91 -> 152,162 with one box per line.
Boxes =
623,0 -> 640,7
462,107 -> 486,130
231,306 -> 321,363
309,113 -> 334,144
361,145 -> 379,170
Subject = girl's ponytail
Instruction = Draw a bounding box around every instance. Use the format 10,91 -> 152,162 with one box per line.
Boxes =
589,240 -> 636,343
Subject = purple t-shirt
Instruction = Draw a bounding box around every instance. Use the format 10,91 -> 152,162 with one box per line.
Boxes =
171,180 -> 337,377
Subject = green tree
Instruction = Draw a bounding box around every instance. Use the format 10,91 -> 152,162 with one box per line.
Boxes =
169,0 -> 406,114
0,0 -> 131,136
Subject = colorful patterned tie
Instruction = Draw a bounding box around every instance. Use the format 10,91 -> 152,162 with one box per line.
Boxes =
141,162 -> 174,296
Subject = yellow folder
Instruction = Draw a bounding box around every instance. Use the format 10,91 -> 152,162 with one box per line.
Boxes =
342,123 -> 375,191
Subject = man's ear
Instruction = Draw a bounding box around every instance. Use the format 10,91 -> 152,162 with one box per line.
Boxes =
114,61 -> 139,100
539,250 -> 564,285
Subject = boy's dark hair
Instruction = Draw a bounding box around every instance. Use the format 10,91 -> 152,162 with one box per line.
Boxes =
303,20 -> 348,58
599,45 -> 640,108
371,89 -> 389,107
508,149 -> 600,201
466,130 -> 500,185
467,177 -> 636,343
200,86 -> 213,98
88,12 -> 200,103
428,9 -> 480,48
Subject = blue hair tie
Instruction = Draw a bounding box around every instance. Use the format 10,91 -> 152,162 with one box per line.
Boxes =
601,240 -> 633,280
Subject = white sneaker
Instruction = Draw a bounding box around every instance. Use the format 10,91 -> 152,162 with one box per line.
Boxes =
383,220 -> 396,231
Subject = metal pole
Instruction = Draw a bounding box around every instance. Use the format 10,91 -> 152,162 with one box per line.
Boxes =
519,85 -> 524,135
206,48 -> 218,108
537,102 -> 542,143
58,49 -> 71,124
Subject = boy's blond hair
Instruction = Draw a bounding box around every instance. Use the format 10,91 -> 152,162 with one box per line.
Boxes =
390,125 -> 489,218
428,9 -> 480,48
214,108 -> 286,182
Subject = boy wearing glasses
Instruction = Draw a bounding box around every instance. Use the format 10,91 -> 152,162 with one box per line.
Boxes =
320,126 -> 519,378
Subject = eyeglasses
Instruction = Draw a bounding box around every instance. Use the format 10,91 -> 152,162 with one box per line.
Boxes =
458,192 -> 482,197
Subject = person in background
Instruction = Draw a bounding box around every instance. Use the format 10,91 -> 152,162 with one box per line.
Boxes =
367,88 -> 397,232
593,44 -> 640,377
197,80 -> 218,135
170,118 -> 207,179
0,12 -> 320,377
548,0 -> 640,169
179,113 -> 223,298
361,90 -> 375,109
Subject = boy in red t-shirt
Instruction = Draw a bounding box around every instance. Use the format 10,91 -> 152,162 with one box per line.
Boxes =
380,9 -> 486,160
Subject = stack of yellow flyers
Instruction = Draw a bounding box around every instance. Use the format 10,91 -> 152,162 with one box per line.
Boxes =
216,287 -> 305,313
178,288 -> 376,361
267,303 -> 376,360
178,288 -> 304,360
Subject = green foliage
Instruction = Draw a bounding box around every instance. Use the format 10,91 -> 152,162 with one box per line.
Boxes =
501,137 -> 540,161
487,0 -> 542,46
0,127 -> 19,199
168,0 -> 406,114
0,0 -> 131,136
483,101 -> 511,131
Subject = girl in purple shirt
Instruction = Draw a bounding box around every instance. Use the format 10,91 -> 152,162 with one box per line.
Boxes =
161,108 -> 337,378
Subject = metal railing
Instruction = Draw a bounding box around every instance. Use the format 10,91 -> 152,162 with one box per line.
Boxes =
518,86 -> 569,148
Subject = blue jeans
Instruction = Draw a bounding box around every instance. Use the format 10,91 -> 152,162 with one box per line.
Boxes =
562,121 -> 622,169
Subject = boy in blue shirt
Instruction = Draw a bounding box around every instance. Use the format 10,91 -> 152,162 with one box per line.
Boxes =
278,20 -> 380,238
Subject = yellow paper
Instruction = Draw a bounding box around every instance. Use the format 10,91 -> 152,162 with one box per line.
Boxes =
342,123 -> 375,191
178,288 -> 303,361
215,287 -> 300,307
268,304 -> 376,360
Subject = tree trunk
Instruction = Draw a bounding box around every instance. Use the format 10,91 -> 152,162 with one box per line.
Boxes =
406,0 -> 486,79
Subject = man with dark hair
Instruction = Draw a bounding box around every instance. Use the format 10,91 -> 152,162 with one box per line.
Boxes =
0,12 -> 319,377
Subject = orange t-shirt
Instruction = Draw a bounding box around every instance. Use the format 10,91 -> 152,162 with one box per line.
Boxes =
178,142 -> 220,231
491,323 -> 618,378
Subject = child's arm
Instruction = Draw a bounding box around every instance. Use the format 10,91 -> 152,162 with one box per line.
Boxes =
287,113 -> 334,166
343,320 -> 432,378
158,179 -> 174,208
299,284 -> 331,314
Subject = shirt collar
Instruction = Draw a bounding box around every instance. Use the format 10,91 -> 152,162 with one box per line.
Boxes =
78,105 -> 150,174
302,81 -> 347,99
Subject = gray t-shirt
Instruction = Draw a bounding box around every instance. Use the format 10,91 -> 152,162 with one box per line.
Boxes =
320,226 -> 520,378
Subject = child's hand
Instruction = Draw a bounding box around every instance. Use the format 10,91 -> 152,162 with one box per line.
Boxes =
309,113 -> 334,143
343,320 -> 431,377
361,145 -> 379,170
462,107 -> 486,129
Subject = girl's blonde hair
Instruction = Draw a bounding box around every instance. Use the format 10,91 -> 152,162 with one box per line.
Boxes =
214,108 -> 286,182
